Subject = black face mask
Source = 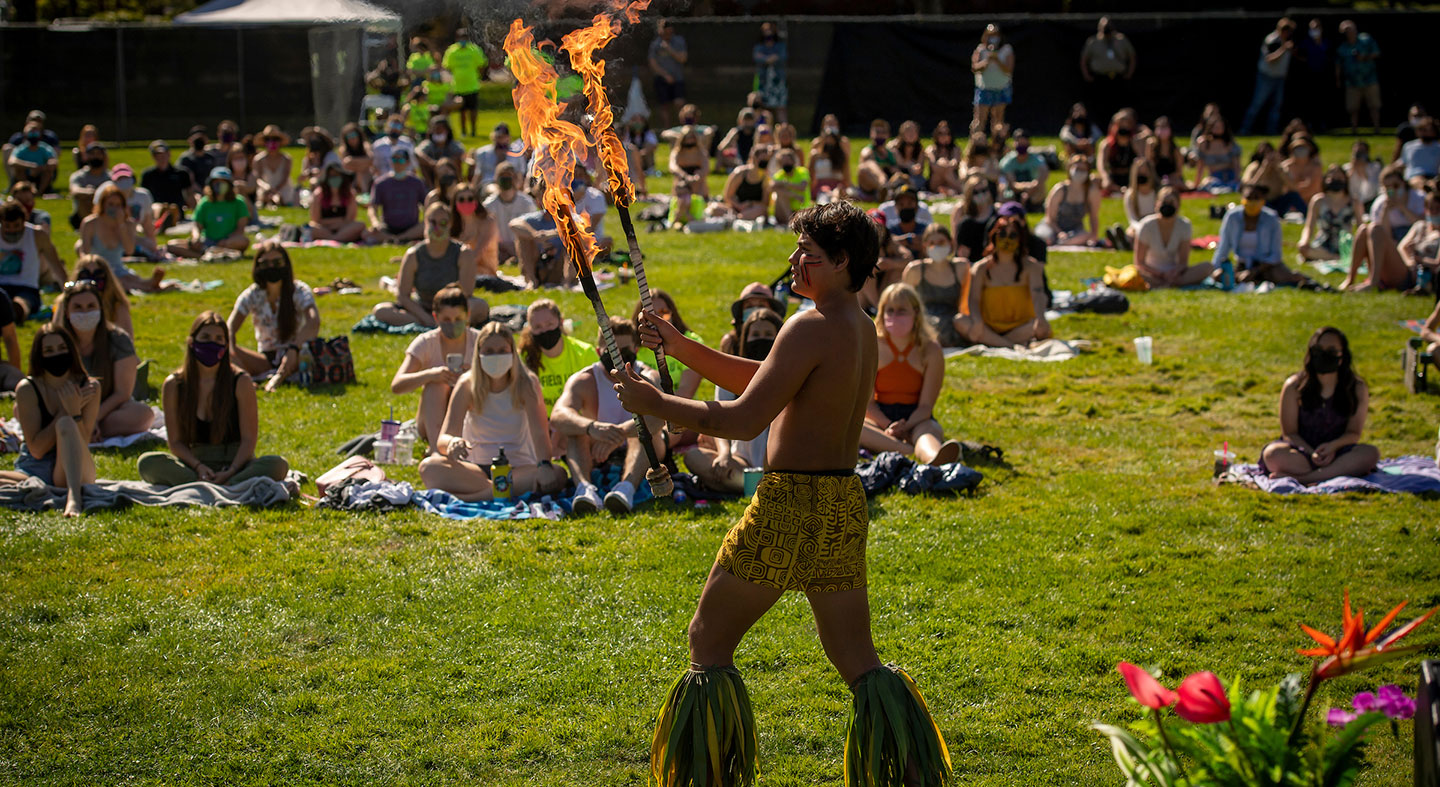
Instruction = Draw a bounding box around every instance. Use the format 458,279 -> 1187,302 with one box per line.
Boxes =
756,158 -> 771,168
743,338 -> 774,361
534,326 -> 563,350
782,162 -> 795,174
40,353 -> 72,378
872,136 -> 887,147
1135,175 -> 1150,186
308,139 -> 325,152
1310,350 -> 1342,374
440,174 -> 457,187
1159,203 -> 1177,218
497,176 -> 515,190
256,267 -> 285,284
898,207 -> 917,223
1323,180 -> 1346,192
87,158 -> 104,169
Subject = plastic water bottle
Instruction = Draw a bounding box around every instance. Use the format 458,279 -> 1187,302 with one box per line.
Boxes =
394,424 -> 417,466
298,344 -> 314,386
1218,259 -> 1235,291
491,447 -> 512,500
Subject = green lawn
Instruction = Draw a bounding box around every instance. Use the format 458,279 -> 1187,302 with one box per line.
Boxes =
1,118 -> 1436,785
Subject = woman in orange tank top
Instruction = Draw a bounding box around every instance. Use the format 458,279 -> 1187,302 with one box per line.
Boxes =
860,283 -> 961,465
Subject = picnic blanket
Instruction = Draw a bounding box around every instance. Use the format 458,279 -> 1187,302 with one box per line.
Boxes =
351,314 -> 430,335
1311,259 -> 1362,276
313,467 -> 661,520
4,407 -> 167,449
1221,455 -> 1440,495
945,339 -> 1091,362
0,475 -> 291,513
1050,244 -> 1108,253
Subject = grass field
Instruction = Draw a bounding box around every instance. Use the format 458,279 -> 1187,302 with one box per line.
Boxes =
0,110 -> 1436,785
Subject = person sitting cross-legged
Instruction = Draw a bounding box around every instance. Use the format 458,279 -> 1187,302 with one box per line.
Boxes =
365,147 -> 428,245
959,215 -> 1051,347
166,167 -> 249,259
418,322 -> 568,501
138,312 -> 289,488
859,283 -> 962,465
390,285 -> 480,454
307,162 -> 366,243
226,242 -> 321,393
549,317 -> 666,515
372,202 -> 487,327
1258,327 -> 1379,485
51,280 -> 153,440
1133,187 -> 1213,288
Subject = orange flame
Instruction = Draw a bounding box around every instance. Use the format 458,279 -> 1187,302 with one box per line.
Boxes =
503,19 -> 599,271
561,15 -> 633,206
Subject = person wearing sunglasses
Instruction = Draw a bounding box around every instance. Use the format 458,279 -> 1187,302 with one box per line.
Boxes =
226,242 -> 320,393
960,214 -> 1051,347
308,162 -> 365,244
371,202 -> 486,328
365,148 -> 427,245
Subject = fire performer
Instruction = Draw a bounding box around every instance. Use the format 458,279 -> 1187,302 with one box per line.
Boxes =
609,200 -> 952,786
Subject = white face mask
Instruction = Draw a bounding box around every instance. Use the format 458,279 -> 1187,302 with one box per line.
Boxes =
69,309 -> 102,332
925,245 -> 952,262
479,353 -> 513,378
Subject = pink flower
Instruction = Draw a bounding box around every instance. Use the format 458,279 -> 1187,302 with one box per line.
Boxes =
1175,671 -> 1231,723
1327,707 -> 1357,726
1377,685 -> 1417,720
1350,691 -> 1379,713
1117,662 -> 1177,710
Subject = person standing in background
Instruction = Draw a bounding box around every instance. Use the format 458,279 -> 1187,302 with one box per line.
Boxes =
971,23 -> 1014,136
1079,17 -> 1136,123
406,37 -> 435,84
1241,17 -> 1296,136
444,29 -> 489,139
648,19 -> 688,130
1335,21 -> 1382,136
1292,19 -> 1332,133
752,21 -> 788,124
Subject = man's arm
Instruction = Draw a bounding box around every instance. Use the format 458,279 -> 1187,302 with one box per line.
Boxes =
1421,301 -> 1440,345
34,231 -> 67,284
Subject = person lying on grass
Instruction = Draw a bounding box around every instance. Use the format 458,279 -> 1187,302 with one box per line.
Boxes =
138,312 -> 288,489
390,285 -> 480,455
1258,326 -> 1379,485
51,280 -> 153,440
860,282 -> 962,466
226,242 -> 320,394
10,325 -> 99,517
418,321 -> 567,502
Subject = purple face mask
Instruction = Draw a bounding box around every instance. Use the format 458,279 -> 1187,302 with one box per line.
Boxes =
192,340 -> 227,367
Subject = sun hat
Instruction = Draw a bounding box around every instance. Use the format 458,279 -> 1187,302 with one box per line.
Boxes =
259,124 -> 291,145
730,282 -> 784,325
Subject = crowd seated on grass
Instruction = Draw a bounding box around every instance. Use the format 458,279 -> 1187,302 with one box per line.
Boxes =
138,311 -> 289,490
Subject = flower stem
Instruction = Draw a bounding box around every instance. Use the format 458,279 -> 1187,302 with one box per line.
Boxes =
1286,671 -> 1320,749
1152,708 -> 1191,787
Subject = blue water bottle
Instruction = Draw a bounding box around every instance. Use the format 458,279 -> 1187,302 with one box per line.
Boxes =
1218,259 -> 1235,291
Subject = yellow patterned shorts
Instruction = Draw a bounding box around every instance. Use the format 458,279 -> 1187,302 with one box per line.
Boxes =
715,471 -> 869,593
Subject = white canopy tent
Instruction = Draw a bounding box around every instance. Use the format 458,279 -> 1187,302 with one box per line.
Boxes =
174,0 -> 401,29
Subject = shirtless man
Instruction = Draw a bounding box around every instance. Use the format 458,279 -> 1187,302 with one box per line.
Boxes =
609,201 -> 952,786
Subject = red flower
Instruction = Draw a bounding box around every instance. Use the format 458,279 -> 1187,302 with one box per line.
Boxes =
1117,662 -> 1177,710
1297,590 -> 1436,681
1174,671 -> 1231,723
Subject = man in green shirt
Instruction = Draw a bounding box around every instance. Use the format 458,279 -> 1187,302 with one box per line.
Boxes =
405,38 -> 435,83
443,29 -> 488,137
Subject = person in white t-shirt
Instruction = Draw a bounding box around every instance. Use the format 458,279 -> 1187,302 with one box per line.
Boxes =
390,285 -> 480,454
482,162 -> 536,262
971,24 -> 1014,137
225,242 -> 321,393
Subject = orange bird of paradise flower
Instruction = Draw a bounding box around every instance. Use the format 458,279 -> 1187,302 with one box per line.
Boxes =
1297,589 -> 1435,680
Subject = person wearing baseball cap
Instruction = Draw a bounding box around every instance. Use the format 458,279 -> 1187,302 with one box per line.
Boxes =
166,166 -> 250,258
178,125 -> 217,185
142,139 -> 196,230
106,163 -> 160,250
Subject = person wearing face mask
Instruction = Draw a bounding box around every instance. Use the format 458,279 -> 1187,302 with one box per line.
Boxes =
252,126 -> 295,208
513,169 -> 609,284
888,120 -> 927,191
884,186 -> 929,259
482,162 -> 537,262
1145,116 -> 1188,191
13,326 -> 100,517
107,164 -> 156,246
446,184 -> 499,276
1241,18 -> 1297,136
469,122 -> 528,195
424,159 -> 464,206
1036,155 -> 1102,247
370,112 -> 416,180
307,162 -> 366,244
856,118 -> 902,201
859,283 -> 961,465
1107,158 -> 1159,251
178,126 -> 217,186
366,148 -> 428,245
1397,190 -> 1440,296
1281,133 -> 1325,205
1259,327 -> 1379,485
680,307 -> 784,494
722,143 -> 774,221
1097,116 -> 1141,195
949,174 -> 997,261
1343,141 -> 1381,211
1298,167 -> 1359,264
167,168 -> 249,259
717,108 -> 760,174
297,127 -> 342,192
1132,187 -> 1210,288
551,317 -> 664,514
226,242 -> 320,393
648,19 -> 689,129
67,142 -> 112,230
519,299 -> 596,413
7,121 -> 57,196
337,123 -> 374,194
1336,21 -> 1382,136
750,21 -> 788,123
378,203 -> 487,328
1193,116 -> 1243,195
808,113 -> 852,167
1401,117 -> 1440,189
921,120 -> 961,196
808,128 -> 852,201
416,116 -> 465,188
961,215 -> 1051,347
769,149 -> 811,223
629,290 -> 702,400
141,140 -> 197,226
138,312 -> 288,489
1,200 -> 67,320
718,282 -> 786,357
902,225 -> 969,347
391,286 -> 482,454
971,23 -> 1014,138
998,128 -> 1049,211
1212,182 -> 1299,286
1344,164 -> 1424,291
77,183 -> 165,294
419,321 -> 567,501
1058,103 -> 1101,159
443,29 -> 488,138
51,280 -> 153,440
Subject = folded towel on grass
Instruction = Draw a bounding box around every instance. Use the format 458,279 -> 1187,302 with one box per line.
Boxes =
945,339 -> 1091,362
1221,455 -> 1440,495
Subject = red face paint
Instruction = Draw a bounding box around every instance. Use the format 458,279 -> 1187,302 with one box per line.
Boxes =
799,257 -> 824,287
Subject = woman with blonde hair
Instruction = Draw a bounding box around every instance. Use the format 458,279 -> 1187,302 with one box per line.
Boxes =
78,183 -> 166,293
70,255 -> 133,337
859,282 -> 961,465
419,322 -> 568,500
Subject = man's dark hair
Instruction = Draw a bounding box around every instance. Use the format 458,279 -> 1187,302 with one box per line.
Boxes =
1242,182 -> 1271,199
788,201 -> 880,293
0,200 -> 25,223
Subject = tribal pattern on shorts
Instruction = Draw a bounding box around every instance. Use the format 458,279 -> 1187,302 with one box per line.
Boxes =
716,471 -> 869,593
